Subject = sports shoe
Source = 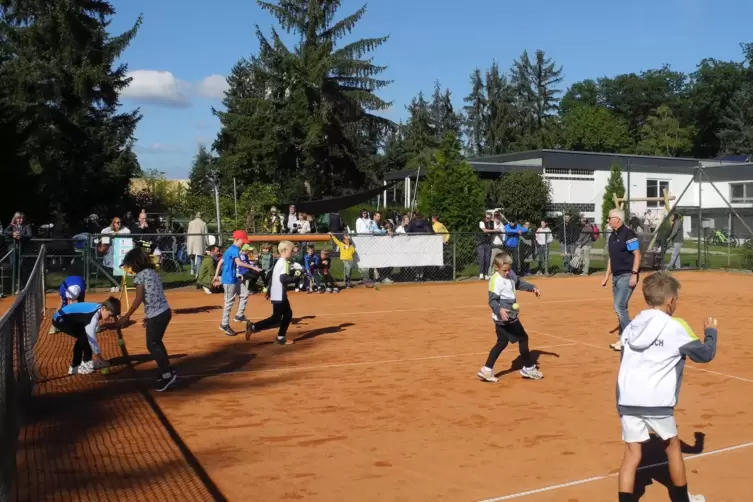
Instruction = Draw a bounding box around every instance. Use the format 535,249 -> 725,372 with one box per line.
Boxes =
477,367 -> 499,383
78,361 -> 94,375
276,337 -> 294,345
479,274 -> 484,280
156,371 -> 177,392
520,366 -> 544,380
68,365 -> 79,375
245,323 -> 257,341
326,288 -> 332,293
610,341 -> 622,352
92,358 -> 110,370
219,325 -> 236,336
484,275 -> 490,280
49,326 -> 59,334
202,287 -> 212,295
234,315 -> 248,323
689,495 -> 705,502
333,288 -> 340,293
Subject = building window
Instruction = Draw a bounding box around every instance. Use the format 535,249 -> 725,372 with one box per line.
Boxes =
646,179 -> 669,207
730,182 -> 753,203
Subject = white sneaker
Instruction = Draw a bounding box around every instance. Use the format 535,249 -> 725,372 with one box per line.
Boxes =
477,367 -> 499,383
610,341 -> 622,352
520,366 -> 544,380
689,495 -> 706,502
479,274 -> 484,280
78,361 -> 94,374
68,365 -> 79,375
484,275 -> 490,280
202,287 -> 212,295
92,359 -> 110,369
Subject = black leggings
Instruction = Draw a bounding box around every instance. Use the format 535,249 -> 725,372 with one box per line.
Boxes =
255,299 -> 293,338
54,319 -> 92,367
485,321 -> 532,369
145,309 -> 173,374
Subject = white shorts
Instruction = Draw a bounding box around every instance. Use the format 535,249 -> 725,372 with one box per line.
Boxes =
620,415 -> 677,443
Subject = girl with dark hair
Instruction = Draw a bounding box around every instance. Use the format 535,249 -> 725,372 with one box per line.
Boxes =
118,247 -> 177,391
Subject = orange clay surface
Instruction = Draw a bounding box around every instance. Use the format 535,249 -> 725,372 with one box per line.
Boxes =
12,271 -> 753,501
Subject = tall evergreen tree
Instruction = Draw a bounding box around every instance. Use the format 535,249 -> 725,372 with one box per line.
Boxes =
404,91 -> 436,156
463,68 -> 487,156
0,0 -> 141,224
188,144 -> 216,196
484,61 -> 518,154
602,163 -> 626,230
215,0 -> 393,199
511,49 -> 564,149
718,84 -> 753,154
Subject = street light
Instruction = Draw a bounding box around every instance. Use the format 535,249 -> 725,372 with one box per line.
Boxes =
206,170 -> 222,241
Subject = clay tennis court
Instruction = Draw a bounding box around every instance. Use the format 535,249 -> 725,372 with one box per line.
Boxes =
12,271 -> 753,501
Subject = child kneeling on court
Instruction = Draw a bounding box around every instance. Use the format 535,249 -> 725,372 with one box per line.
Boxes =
616,272 -> 717,502
477,253 -> 543,383
118,247 -> 178,392
52,297 -> 119,375
245,240 -> 301,345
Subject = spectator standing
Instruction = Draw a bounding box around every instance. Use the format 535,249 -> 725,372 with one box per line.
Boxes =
187,212 -> 209,277
286,205 -> 298,233
488,212 -> 505,276
99,216 -> 131,269
264,207 -> 283,233
559,215 -> 580,274
503,219 -> 523,272
535,220 -> 553,274
355,209 -> 371,234
4,213 -> 32,259
519,221 -> 534,275
477,212 -> 495,280
601,209 -> 642,351
574,217 -> 595,276
666,213 -> 684,270
396,214 -> 410,234
431,215 -> 449,244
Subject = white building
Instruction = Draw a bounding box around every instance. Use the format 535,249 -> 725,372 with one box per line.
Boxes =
386,150 -> 753,238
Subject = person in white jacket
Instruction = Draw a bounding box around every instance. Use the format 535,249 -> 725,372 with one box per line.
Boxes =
616,272 -> 717,502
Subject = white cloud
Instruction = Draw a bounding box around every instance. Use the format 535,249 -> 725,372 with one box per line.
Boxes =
122,70 -> 192,107
135,143 -> 183,154
122,70 -> 229,106
196,75 -> 230,99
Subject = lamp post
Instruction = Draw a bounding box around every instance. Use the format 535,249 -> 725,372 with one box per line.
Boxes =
206,171 -> 222,241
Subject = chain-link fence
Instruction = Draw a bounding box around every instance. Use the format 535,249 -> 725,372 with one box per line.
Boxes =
1,245 -> 45,500
1,222 -> 751,295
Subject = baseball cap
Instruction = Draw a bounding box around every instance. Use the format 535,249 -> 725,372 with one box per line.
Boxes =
232,230 -> 249,243
65,285 -> 82,300
241,244 -> 252,252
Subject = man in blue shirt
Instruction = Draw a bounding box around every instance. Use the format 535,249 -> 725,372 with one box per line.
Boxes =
602,209 -> 642,351
213,230 -> 258,336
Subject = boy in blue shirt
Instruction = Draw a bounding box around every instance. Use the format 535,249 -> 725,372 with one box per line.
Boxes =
52,297 -> 120,375
213,230 -> 258,336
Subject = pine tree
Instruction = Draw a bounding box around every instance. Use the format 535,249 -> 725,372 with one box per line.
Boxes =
484,61 -> 518,154
405,91 -> 436,155
602,163 -> 626,231
511,49 -> 563,149
463,68 -> 487,156
188,145 -> 216,196
718,84 -> 753,154
216,0 -> 393,199
0,0 -> 141,223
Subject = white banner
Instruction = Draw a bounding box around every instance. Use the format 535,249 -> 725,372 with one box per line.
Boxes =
351,234 -> 445,268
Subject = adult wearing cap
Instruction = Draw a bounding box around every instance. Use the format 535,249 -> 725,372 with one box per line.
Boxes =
213,230 -> 258,336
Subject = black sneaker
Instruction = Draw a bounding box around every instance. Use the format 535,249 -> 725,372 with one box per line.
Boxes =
276,337 -> 294,345
156,371 -> 177,392
219,325 -> 236,336
233,315 -> 248,323
245,322 -> 257,341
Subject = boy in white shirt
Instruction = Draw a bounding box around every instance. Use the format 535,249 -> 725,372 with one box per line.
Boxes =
245,241 -> 301,345
616,272 -> 716,502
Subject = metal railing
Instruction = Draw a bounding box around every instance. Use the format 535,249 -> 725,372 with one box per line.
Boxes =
1,225 -> 751,296
0,245 -> 45,500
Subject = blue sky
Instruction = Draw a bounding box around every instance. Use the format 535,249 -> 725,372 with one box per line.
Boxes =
111,0 -> 752,179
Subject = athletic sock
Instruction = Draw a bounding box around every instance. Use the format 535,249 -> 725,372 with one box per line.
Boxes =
670,484 -> 690,502
618,493 -> 633,502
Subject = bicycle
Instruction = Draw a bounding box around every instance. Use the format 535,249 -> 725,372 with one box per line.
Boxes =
705,227 -> 739,248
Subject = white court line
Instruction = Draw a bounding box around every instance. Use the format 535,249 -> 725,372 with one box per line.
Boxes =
99,342 -> 578,385
476,440 -> 753,501
528,329 -> 753,385
166,297 -> 612,325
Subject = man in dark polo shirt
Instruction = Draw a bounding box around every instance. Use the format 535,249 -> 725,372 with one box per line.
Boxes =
601,208 -> 641,351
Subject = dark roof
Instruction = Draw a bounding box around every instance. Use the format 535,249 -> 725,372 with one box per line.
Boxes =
384,149 -> 753,182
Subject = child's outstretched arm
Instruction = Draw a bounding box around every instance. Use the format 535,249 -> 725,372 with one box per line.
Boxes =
513,273 -> 540,297
678,317 -> 718,363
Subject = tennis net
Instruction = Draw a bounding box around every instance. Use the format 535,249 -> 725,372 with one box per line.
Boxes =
0,245 -> 46,501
